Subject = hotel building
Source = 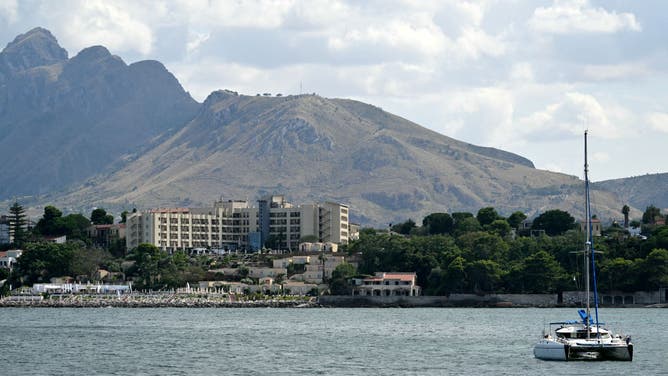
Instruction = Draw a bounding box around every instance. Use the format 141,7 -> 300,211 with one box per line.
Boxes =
126,195 -> 349,252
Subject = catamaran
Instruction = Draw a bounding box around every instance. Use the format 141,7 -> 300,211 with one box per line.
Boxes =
533,131 -> 633,361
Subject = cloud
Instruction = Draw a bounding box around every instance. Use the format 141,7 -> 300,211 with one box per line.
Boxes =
171,0 -> 295,29
646,112 -> 668,133
518,92 -> 628,141
529,0 -> 641,34
581,62 -> 649,81
437,87 -> 515,145
36,0 -> 154,56
186,31 -> 210,56
327,18 -> 447,59
0,0 -> 18,24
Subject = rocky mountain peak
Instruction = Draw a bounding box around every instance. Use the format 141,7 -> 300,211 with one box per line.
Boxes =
0,27 -> 67,73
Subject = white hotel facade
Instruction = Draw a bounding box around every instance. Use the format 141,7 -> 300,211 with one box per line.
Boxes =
126,195 -> 349,252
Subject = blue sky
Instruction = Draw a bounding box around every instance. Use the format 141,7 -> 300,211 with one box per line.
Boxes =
2,0 -> 666,181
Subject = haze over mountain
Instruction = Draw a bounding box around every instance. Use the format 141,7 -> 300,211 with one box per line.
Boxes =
0,27 -> 199,198
2,28 -> 663,225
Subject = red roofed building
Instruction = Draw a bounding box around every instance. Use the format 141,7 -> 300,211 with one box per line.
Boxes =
352,272 -> 421,296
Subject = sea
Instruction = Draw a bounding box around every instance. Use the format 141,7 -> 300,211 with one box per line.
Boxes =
1,307 -> 665,375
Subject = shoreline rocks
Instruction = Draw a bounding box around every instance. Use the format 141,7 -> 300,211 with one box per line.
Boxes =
0,294 -> 319,308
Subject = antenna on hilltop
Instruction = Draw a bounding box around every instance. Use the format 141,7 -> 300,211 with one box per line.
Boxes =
300,81 -> 302,95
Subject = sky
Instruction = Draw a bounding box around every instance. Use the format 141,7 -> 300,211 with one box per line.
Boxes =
2,0 -> 667,182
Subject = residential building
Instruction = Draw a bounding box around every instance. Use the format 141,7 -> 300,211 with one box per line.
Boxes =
0,216 -> 9,244
0,249 -> 22,269
126,195 -> 350,252
352,272 -> 421,296
289,255 -> 347,283
44,235 -> 67,244
579,218 -> 602,237
88,223 -> 126,248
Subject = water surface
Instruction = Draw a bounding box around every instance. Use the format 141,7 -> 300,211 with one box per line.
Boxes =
1,308 -> 665,375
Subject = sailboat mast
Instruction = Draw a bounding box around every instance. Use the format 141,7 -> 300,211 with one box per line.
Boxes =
584,131 -> 591,339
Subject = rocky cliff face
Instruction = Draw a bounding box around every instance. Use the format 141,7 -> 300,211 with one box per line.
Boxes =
57,90 -> 623,225
0,28 -> 199,198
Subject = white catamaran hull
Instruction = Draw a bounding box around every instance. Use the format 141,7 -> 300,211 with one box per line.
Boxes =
534,339 -> 633,361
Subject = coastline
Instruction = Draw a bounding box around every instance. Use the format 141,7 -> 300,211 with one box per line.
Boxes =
1,294 -> 665,308
0,294 -> 319,308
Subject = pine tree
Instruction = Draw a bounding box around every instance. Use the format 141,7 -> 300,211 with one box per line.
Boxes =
9,201 -> 27,247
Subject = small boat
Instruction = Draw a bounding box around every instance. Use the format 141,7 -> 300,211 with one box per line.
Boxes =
533,131 -> 633,361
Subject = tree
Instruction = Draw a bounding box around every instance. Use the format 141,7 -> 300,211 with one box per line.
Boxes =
488,219 -> 512,238
519,250 -> 566,293
457,231 -> 509,263
477,207 -> 500,227
9,201 -> 28,247
422,213 -> 454,235
453,216 -> 481,235
532,209 -> 576,236
391,219 -> 417,235
621,205 -> 630,228
128,243 -> 169,289
642,205 -> 662,225
465,259 -> 502,293
120,210 -> 129,224
14,243 -> 79,285
329,263 -> 356,295
444,256 -> 466,293
452,212 -> 474,223
644,248 -> 668,289
34,205 -> 63,236
59,214 -> 92,241
598,257 -> 641,292
507,211 -> 527,229
91,208 -> 114,225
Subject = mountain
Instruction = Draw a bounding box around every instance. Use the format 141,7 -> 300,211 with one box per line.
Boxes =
595,173 -> 668,213
54,90 -> 624,225
0,27 -> 199,198
4,28 -> 656,226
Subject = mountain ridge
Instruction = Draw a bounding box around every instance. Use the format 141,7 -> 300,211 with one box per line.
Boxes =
1,28 -> 665,226
0,28 -> 199,198
52,90 -> 623,225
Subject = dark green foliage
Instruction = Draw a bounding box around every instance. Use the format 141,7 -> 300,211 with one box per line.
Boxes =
476,207 -> 500,227
465,260 -> 502,293
345,205 -> 667,295
33,206 -> 91,241
453,216 -> 481,235
120,210 -> 129,224
127,243 -> 169,289
488,219 -> 511,237
452,212 -> 474,223
598,258 -> 642,292
14,243 -> 78,284
507,211 -> 527,229
532,209 -> 576,236
644,248 -> 668,289
516,250 -> 566,293
9,201 -> 28,247
91,208 -> 114,225
621,205 -> 630,228
329,263 -> 356,295
422,213 -> 454,235
391,219 -> 416,235
642,205 -> 662,224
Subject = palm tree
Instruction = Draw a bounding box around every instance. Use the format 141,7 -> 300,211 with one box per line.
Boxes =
621,205 -> 630,228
